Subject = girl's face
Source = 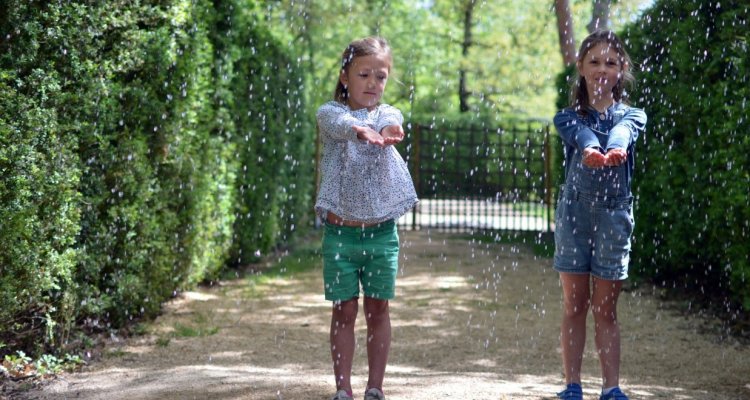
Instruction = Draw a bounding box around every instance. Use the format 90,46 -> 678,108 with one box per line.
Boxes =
340,54 -> 391,111
577,42 -> 626,102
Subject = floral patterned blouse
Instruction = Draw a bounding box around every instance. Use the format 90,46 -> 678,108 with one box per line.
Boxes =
315,101 -> 418,224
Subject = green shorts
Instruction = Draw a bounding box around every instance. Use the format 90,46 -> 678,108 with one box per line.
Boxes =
322,220 -> 399,302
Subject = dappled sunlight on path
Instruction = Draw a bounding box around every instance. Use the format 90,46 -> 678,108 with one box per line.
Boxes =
17,232 -> 749,399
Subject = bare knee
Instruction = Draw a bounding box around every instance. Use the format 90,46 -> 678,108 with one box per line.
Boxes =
332,298 -> 359,324
563,299 -> 590,320
592,305 -> 618,326
591,277 -> 622,325
363,297 -> 389,321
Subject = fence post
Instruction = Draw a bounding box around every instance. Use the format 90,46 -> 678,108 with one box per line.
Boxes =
543,124 -> 552,233
411,125 -> 421,231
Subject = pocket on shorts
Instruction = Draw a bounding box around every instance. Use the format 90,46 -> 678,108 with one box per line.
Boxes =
594,203 -> 634,269
610,198 -> 634,237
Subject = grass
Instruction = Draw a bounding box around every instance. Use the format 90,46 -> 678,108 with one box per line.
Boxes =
173,323 -> 219,338
462,230 -> 555,258
243,237 -> 323,285
154,311 -> 221,347
106,349 -> 127,358
218,229 -> 323,283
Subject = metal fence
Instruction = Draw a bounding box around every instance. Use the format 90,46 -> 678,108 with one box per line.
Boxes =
397,122 -> 553,233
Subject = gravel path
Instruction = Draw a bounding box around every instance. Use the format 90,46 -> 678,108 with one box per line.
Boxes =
11,231 -> 750,400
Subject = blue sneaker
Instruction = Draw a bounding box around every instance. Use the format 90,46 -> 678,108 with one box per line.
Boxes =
557,383 -> 583,399
599,387 -> 629,400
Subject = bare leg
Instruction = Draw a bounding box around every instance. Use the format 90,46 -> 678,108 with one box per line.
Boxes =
363,297 -> 391,391
560,273 -> 592,385
591,277 -> 623,389
331,298 -> 359,393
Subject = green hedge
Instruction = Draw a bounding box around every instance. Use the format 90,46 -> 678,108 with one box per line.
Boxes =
0,1 -> 313,356
0,1 -> 83,354
213,4 -> 313,266
623,0 -> 750,313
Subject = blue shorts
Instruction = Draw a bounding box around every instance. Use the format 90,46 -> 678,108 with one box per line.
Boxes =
322,220 -> 399,301
553,188 -> 634,280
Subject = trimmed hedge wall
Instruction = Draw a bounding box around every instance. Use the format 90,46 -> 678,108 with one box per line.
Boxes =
0,1 -> 313,355
623,0 -> 750,314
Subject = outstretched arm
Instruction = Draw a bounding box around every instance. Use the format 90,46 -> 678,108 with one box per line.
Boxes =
606,107 -> 647,151
604,108 -> 647,166
553,109 -> 602,152
316,102 -> 365,142
554,109 -> 605,168
375,104 -> 404,133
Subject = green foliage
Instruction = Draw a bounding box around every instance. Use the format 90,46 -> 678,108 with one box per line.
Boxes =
1,0 -> 313,358
3,351 -> 32,374
71,1 -> 241,326
33,353 -> 75,376
172,323 -> 219,338
621,1 -> 750,312
238,236 -> 323,289
261,0 -> 649,124
1,351 -> 82,379
0,1 -> 81,355
213,2 -> 314,266
262,0 -> 565,121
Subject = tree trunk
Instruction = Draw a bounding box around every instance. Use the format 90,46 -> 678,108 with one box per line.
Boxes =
587,0 -> 611,32
459,0 -> 475,113
553,0 -> 576,66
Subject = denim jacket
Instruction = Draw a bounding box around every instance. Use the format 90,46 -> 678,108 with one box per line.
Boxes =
553,103 -> 647,198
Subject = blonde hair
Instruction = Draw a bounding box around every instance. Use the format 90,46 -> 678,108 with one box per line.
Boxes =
334,37 -> 392,104
570,30 -> 635,114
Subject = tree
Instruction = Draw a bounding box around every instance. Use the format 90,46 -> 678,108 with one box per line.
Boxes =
587,0 -> 612,32
554,0 -> 577,66
265,0 -> 579,119
430,0 -> 562,117
459,0 -> 477,112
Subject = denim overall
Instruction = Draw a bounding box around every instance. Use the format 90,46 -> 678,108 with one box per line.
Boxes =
552,103 -> 646,280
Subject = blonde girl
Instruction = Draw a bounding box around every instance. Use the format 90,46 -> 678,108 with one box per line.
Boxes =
315,36 -> 418,400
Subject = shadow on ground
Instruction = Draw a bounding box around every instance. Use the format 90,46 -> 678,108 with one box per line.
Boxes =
13,231 -> 750,400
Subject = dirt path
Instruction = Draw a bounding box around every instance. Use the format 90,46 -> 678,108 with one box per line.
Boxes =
12,231 -> 750,400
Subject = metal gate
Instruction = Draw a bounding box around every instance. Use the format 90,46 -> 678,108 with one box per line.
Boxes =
397,122 -> 553,233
